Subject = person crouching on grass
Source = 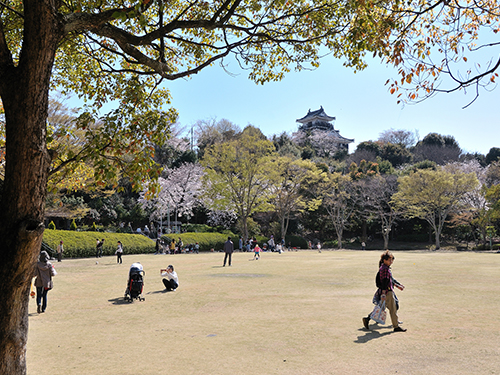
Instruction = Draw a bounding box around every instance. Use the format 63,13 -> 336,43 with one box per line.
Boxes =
161,265 -> 179,291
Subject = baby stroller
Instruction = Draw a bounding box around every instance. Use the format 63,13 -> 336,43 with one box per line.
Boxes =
124,262 -> 145,302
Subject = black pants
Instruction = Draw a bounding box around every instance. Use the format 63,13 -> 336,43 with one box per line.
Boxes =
223,252 -> 232,266
36,287 -> 49,312
162,278 -> 178,291
116,253 -> 122,263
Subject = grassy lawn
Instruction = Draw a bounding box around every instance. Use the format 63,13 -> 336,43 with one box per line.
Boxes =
27,250 -> 500,375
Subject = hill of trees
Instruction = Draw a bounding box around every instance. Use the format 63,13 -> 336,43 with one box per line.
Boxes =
46,110 -> 500,251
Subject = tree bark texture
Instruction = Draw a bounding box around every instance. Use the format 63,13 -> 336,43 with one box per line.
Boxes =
0,2 -> 61,373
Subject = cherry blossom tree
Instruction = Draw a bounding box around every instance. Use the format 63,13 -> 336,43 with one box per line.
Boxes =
207,209 -> 238,229
140,163 -> 204,228
292,129 -> 348,159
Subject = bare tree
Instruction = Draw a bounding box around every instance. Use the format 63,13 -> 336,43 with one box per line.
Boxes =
321,173 -> 358,249
366,175 -> 400,249
378,128 -> 418,148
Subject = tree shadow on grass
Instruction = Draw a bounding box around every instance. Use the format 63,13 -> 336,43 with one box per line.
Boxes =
354,327 -> 393,343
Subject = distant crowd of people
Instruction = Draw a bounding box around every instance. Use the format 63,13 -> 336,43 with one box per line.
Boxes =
154,237 -> 200,255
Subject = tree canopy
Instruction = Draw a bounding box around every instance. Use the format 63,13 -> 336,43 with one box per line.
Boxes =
201,131 -> 276,239
385,0 -> 500,103
392,168 -> 479,249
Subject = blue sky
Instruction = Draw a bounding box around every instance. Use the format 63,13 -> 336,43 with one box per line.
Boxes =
166,55 -> 499,156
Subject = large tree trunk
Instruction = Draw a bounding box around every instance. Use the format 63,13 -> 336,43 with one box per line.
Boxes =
435,231 -> 441,250
242,215 -> 249,241
336,229 -> 343,249
361,219 -> 367,242
279,212 -> 290,241
383,233 -> 389,250
0,2 -> 60,373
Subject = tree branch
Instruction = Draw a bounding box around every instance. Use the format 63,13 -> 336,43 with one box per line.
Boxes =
0,17 -> 13,69
219,0 -> 243,24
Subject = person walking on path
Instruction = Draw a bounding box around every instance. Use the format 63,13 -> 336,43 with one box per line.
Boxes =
34,251 -> 57,313
362,250 -> 406,332
56,240 -> 64,262
223,236 -> 234,266
115,241 -> 123,264
160,265 -> 179,291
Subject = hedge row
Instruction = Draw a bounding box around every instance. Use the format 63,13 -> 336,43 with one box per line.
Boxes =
43,230 -> 272,258
43,229 -> 155,258
43,229 -> 311,258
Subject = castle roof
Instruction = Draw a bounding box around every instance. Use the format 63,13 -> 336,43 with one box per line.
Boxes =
296,106 -> 336,123
330,130 -> 355,143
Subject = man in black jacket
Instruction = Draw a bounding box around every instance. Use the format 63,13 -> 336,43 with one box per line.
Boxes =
223,237 -> 234,267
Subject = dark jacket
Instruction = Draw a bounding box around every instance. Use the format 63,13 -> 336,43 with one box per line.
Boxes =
223,240 -> 234,254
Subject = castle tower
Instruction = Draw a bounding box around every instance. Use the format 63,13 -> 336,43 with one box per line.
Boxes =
296,106 -> 354,151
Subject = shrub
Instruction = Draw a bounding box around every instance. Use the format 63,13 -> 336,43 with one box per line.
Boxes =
70,219 -> 77,231
161,232 -> 237,252
182,224 -> 214,233
322,240 -> 338,249
43,229 -> 155,258
48,221 -> 56,230
284,235 -> 308,249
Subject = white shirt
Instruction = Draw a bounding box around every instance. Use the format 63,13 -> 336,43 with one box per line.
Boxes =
161,270 -> 179,285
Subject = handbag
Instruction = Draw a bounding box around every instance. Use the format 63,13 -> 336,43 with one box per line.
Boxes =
371,301 -> 387,324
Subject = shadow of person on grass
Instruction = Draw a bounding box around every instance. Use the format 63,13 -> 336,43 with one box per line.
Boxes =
108,297 -> 134,305
146,289 -> 172,295
354,327 -> 393,343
